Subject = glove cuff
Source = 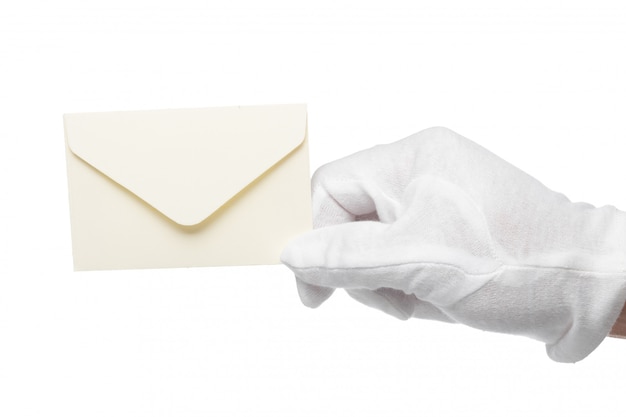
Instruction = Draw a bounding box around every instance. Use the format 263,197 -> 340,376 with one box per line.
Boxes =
545,203 -> 626,362
609,301 -> 626,338
552,207 -> 626,361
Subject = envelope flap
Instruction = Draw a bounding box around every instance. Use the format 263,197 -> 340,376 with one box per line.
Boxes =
64,104 -> 307,226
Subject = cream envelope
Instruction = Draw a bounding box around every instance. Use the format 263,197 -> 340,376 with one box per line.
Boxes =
64,104 -> 312,271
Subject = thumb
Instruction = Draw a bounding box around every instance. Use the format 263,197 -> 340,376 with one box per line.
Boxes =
281,220 -> 403,291
281,220 -> 500,307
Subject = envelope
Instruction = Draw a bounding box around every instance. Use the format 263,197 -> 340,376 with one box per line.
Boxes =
63,104 -> 312,271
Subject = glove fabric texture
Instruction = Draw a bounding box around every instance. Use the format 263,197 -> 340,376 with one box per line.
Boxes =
281,127 -> 626,362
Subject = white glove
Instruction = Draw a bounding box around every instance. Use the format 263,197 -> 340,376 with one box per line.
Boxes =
281,127 -> 626,362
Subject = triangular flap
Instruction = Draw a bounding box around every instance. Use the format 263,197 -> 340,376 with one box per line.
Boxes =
64,104 -> 307,226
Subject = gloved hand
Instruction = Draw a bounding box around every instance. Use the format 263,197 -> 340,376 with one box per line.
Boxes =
281,127 -> 626,362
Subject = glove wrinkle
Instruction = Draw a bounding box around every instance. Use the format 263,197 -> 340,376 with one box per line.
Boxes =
346,288 -> 414,320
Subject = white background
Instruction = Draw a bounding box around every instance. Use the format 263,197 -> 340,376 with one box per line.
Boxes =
2,1 -> 626,416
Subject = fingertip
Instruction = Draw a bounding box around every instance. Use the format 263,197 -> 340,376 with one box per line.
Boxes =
296,279 -> 334,308
280,229 -> 328,270
280,239 -> 302,269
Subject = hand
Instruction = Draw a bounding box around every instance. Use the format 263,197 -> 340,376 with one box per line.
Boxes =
281,127 -> 626,362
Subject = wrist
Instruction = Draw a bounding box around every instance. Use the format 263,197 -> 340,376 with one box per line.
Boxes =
605,208 -> 626,338
610,301 -> 626,338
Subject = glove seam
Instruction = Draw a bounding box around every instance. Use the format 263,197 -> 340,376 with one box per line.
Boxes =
286,261 -> 626,278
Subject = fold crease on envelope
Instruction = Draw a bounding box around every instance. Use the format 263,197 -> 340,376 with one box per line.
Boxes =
64,104 -> 312,270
